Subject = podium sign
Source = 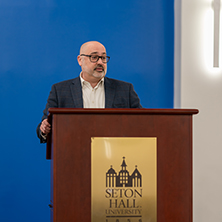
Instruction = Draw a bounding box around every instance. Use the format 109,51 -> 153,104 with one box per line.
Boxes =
91,137 -> 157,222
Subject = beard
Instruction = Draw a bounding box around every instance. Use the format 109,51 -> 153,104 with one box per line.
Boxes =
92,65 -> 106,78
81,64 -> 107,82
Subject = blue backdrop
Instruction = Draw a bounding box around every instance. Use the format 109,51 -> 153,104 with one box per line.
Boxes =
0,0 -> 174,221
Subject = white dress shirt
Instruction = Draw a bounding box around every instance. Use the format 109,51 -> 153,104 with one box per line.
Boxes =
80,74 -> 105,108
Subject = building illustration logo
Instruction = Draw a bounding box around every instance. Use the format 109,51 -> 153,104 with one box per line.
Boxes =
104,157 -> 143,221
106,157 -> 142,188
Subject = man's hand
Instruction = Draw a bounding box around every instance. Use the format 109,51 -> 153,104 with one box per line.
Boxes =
40,119 -> 51,135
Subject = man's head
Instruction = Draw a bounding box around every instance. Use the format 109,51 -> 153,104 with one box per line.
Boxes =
77,41 -> 109,85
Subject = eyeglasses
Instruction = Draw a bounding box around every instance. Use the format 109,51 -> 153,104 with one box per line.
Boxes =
80,54 -> 110,63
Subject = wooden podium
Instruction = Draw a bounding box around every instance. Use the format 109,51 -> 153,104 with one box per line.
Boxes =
47,108 -> 198,222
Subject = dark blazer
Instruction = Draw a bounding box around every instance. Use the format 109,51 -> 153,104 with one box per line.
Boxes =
37,76 -> 142,143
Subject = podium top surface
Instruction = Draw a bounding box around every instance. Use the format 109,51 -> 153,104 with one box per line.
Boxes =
48,108 -> 199,116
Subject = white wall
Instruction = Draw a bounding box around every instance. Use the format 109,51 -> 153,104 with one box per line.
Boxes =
175,0 -> 222,221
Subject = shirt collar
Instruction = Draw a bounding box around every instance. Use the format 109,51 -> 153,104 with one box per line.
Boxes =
79,72 -> 104,89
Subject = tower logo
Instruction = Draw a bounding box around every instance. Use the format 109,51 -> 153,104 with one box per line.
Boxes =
106,157 -> 142,188
105,157 -> 143,221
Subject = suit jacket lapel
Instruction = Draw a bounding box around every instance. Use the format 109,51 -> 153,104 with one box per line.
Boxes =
105,77 -> 115,108
70,77 -> 83,108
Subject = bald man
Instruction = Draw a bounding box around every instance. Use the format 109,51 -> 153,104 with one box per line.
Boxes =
37,41 -> 142,143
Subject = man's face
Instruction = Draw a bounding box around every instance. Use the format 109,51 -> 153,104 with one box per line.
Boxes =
78,42 -> 107,82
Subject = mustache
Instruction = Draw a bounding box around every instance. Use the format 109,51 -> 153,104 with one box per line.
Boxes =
94,65 -> 104,71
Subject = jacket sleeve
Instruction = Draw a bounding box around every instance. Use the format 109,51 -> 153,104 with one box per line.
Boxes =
129,84 -> 143,108
36,84 -> 58,143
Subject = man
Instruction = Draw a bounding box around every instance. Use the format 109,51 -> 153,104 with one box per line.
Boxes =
37,41 -> 142,143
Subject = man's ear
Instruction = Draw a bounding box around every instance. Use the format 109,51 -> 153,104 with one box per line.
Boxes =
77,55 -> 82,66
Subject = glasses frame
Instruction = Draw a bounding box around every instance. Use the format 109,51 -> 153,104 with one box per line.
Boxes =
80,54 -> 110,63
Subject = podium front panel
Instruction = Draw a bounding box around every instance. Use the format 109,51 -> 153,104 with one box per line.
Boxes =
48,109 -> 197,222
